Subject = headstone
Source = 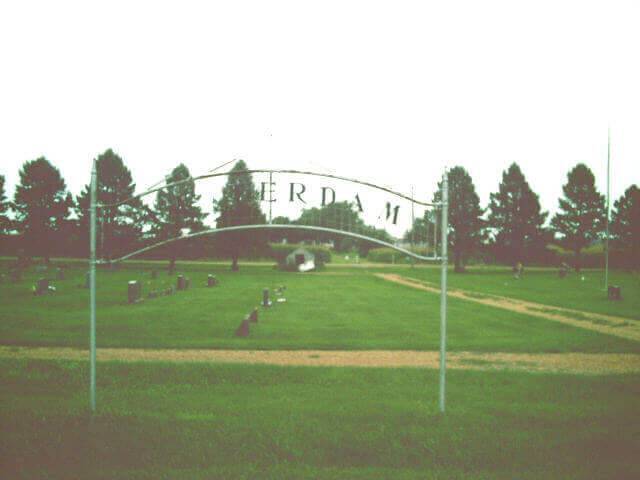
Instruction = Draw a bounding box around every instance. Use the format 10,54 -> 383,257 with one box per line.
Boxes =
10,269 -> 22,283
34,278 -> 49,296
56,267 -> 65,281
128,280 -> 142,304
249,308 -> 258,323
262,288 -> 271,307
207,274 -> 217,287
608,285 -> 622,301
235,318 -> 250,337
164,286 -> 175,296
177,275 -> 186,291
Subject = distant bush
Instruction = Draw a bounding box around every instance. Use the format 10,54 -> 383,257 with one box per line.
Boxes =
366,246 -> 433,263
546,244 -> 633,269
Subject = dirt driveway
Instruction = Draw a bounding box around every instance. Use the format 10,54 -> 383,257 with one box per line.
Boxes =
377,273 -> 640,342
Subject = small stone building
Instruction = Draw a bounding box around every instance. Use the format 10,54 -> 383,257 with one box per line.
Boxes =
285,248 -> 315,272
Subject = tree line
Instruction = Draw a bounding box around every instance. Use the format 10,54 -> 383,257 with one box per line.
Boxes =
0,153 -> 377,268
0,151 -> 638,271
404,163 -> 639,272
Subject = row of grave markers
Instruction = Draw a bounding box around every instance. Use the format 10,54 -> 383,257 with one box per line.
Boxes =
127,273 -> 220,304
235,285 -> 287,337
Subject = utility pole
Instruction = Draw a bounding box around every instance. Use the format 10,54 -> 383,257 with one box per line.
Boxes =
439,169 -> 448,413
605,127 -> 611,291
89,159 -> 97,413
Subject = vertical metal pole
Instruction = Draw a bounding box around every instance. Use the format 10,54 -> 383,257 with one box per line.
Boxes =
89,159 -> 97,413
433,205 -> 438,260
268,171 -> 273,224
605,127 -> 610,291
439,170 -> 448,414
411,186 -> 415,266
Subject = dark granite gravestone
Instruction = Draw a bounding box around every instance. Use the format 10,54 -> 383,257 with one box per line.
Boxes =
128,281 -> 142,304
249,308 -> 258,323
608,285 -> 622,301
177,275 -> 186,291
34,278 -> 49,296
262,288 -> 271,307
207,275 -> 218,287
235,318 -> 250,337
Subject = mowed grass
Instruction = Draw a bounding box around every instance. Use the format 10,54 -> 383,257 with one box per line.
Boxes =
393,265 -> 640,320
1,261 -> 639,352
1,358 -> 639,479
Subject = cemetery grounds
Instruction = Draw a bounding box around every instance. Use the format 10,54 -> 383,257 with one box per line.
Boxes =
0,258 -> 639,479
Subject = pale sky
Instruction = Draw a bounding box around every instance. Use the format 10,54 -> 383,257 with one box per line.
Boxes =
1,0 -> 639,236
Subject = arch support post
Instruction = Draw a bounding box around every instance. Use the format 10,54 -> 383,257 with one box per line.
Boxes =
89,159 -> 97,414
439,170 -> 448,414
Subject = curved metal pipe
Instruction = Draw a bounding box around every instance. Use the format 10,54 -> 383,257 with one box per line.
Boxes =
104,224 -> 440,264
97,168 -> 439,209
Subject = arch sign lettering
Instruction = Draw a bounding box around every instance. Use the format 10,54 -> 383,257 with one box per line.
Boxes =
87,164 -> 450,413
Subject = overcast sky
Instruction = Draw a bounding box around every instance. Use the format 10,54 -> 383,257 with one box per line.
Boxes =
1,0 -> 638,235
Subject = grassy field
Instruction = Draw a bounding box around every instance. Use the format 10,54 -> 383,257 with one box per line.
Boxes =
2,358 -> 639,479
1,258 -> 639,478
1,261 -> 638,352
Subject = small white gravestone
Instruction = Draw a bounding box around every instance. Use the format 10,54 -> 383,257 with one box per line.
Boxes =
298,260 -> 315,272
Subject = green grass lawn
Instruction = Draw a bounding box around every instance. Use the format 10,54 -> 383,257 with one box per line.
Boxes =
2,260 -> 639,479
383,265 -> 640,320
1,262 -> 638,352
1,358 -> 638,479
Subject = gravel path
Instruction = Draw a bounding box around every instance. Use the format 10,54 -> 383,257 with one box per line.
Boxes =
1,346 -> 639,374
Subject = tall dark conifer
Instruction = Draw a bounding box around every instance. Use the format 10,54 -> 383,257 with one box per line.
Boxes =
610,184 -> 639,268
76,149 -> 143,261
433,167 -> 484,272
487,163 -> 548,266
551,163 -> 606,271
0,174 -> 10,235
13,158 -> 74,262
152,164 -> 207,272
213,160 -> 266,270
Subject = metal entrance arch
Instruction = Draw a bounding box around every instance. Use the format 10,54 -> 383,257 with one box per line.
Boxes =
88,163 -> 449,413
